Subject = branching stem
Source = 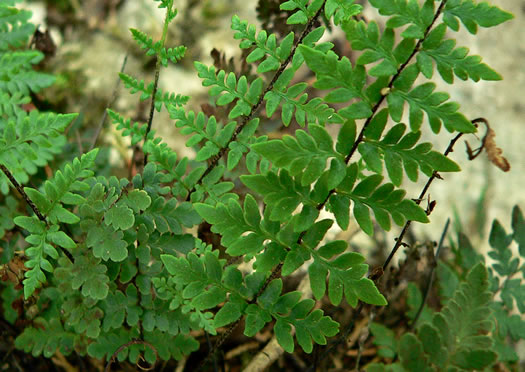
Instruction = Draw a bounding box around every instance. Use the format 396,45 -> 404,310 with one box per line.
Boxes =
104,339 -> 158,372
319,0 -> 449,210
143,6 -> 172,166
0,164 -> 75,263
0,164 -> 46,222
383,130 -> 463,270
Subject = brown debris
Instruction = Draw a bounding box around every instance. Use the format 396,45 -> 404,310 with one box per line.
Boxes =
466,118 -> 511,172
484,127 -> 511,172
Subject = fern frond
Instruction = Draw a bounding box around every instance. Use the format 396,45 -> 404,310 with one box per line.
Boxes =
386,70 -> 475,133
0,5 -> 34,50
281,0 -> 324,25
251,124 -> 345,186
194,63 -> 264,119
231,15 -> 294,73
368,0 -> 435,38
418,23 -> 502,83
370,263 -> 496,371
325,0 -> 362,25
119,73 -> 189,111
24,149 -> 98,224
345,20 -> 415,77
299,45 -> 372,119
13,150 -> 97,298
0,112 -> 74,194
442,0 -> 513,34
130,28 -> 186,67
360,119 -> 461,185
169,109 -> 235,160
265,75 -> 340,126
15,317 -> 77,357
107,109 -> 155,145
54,253 -> 110,301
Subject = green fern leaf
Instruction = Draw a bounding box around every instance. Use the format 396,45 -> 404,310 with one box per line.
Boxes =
360,121 -> 460,185
443,0 -> 514,34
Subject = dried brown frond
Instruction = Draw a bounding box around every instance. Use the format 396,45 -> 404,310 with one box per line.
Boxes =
484,127 -> 511,172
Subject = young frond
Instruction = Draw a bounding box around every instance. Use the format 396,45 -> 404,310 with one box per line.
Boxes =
130,28 -> 186,67
119,73 -> 189,111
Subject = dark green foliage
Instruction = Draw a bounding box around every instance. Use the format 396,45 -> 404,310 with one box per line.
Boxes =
370,263 -> 497,371
361,118 -> 460,184
368,206 -> 525,370
0,0 -> 517,369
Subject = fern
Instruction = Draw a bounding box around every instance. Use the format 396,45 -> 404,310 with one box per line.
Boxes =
369,263 -> 496,371
369,206 -> 525,370
13,149 -> 97,298
0,0 -> 518,369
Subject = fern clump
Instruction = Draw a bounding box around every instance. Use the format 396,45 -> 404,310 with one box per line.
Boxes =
0,0 -> 519,370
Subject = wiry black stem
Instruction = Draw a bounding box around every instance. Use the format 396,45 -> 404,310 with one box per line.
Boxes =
195,5 -> 328,367
383,130 -> 463,270
1,164 -> 46,222
0,164 -> 74,263
308,128 -> 466,371
144,7 -> 171,166
317,0 -> 449,212
104,339 -> 158,372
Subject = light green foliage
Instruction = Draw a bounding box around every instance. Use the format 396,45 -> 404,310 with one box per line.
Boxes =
0,3 -> 68,194
251,124 -> 345,187
281,0 -> 324,25
170,109 -> 237,161
369,0 -> 435,38
119,73 -> 189,111
195,62 -> 263,119
325,0 -> 362,25
418,23 -> 501,84
0,112 -> 74,194
0,0 -> 517,367
232,15 -> 294,73
442,0 -> 514,34
130,28 -> 186,67
299,45 -> 373,119
264,69 -> 340,126
13,150 -> 97,298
